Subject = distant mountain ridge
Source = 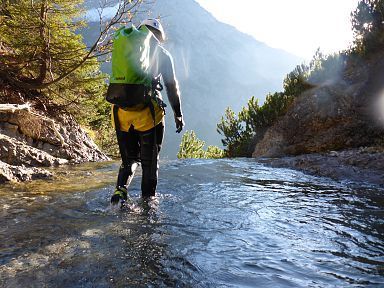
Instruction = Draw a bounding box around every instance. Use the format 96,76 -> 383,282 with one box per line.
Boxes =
83,0 -> 300,158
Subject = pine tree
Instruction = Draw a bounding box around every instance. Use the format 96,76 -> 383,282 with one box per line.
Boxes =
0,0 -> 142,92
0,0 -> 106,115
177,130 -> 224,159
177,131 -> 206,159
216,107 -> 246,157
351,0 -> 384,54
0,0 -> 143,153
206,145 -> 224,159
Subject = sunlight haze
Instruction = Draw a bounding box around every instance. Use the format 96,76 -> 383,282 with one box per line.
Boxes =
195,0 -> 360,60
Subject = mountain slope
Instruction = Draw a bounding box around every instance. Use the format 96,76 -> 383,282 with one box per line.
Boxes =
253,52 -> 384,158
84,0 -> 301,157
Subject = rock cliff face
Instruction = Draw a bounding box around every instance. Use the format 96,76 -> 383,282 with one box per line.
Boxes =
0,91 -> 109,183
253,53 -> 384,158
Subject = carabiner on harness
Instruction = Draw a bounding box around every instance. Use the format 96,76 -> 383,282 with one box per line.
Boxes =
151,76 -> 167,113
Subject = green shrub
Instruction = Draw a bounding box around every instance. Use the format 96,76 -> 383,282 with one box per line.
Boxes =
177,131 -> 224,159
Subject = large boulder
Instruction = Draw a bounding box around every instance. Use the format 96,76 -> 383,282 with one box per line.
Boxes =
0,105 -> 109,163
0,103 -> 109,183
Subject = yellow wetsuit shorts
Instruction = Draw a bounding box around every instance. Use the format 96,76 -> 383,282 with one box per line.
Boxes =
111,102 -> 164,132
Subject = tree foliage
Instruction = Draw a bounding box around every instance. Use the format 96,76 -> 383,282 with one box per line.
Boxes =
217,107 -> 243,146
351,0 -> 384,54
0,0 -> 143,91
206,145 -> 225,159
283,48 -> 339,98
216,107 -> 246,157
1,0 -> 99,91
216,49 -> 344,157
217,91 -> 295,157
243,93 -> 293,130
283,63 -> 312,98
177,130 -> 224,159
0,0 -> 145,154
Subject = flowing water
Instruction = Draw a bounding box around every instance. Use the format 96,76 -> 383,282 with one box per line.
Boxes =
0,159 -> 383,287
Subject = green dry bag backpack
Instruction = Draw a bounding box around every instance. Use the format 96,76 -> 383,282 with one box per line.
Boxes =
106,25 -> 154,108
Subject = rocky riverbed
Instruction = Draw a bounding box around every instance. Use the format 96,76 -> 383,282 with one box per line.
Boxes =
258,147 -> 384,186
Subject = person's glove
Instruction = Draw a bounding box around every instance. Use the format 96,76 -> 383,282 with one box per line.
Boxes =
175,116 -> 184,133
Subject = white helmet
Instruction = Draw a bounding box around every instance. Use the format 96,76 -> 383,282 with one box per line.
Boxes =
139,18 -> 165,42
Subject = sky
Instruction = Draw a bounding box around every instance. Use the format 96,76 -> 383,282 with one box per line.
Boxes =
195,0 -> 360,60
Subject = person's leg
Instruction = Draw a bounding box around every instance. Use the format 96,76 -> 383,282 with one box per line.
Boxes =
139,122 -> 164,198
111,126 -> 140,204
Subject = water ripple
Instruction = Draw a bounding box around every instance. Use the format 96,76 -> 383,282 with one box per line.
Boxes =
0,159 -> 383,287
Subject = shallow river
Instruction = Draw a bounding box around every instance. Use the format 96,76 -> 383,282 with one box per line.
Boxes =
0,159 -> 383,287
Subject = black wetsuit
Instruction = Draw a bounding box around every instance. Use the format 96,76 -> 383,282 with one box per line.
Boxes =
114,38 -> 182,198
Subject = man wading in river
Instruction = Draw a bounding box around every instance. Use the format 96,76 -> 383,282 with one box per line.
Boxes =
106,19 -> 184,205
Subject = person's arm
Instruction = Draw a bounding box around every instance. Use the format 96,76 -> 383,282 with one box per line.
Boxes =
160,47 -> 184,133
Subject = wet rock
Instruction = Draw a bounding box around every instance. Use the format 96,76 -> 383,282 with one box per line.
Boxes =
0,134 -> 68,167
0,107 -> 109,163
0,122 -> 19,138
0,160 -> 52,183
258,148 -> 384,185
0,101 -> 110,183
0,108 -> 63,146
